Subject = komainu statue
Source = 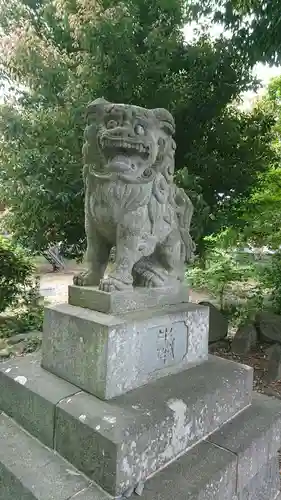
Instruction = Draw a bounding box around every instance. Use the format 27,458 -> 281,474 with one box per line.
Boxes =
74,98 -> 195,292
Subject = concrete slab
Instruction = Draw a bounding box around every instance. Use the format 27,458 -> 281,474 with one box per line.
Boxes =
237,456 -> 280,500
0,352 -> 80,447
42,301 -> 209,399
69,486 -> 112,500
55,355 -> 252,495
68,284 -> 190,314
0,413 -> 108,500
209,392 -> 281,492
133,440 -> 237,500
0,413 -> 236,500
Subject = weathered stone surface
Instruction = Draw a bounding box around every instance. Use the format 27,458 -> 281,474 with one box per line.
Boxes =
256,311 -> 281,344
73,99 -> 195,292
209,392 -> 281,492
42,302 -> 209,399
68,284 -> 189,314
0,352 -> 79,447
237,456 -> 280,500
0,413 -> 110,500
138,441 -> 237,500
232,323 -> 257,355
6,330 -> 42,345
70,487 -> 111,500
199,301 -> 228,343
266,344 -> 281,382
55,355 -> 252,495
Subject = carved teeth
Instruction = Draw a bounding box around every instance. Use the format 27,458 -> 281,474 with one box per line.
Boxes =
101,137 -> 149,156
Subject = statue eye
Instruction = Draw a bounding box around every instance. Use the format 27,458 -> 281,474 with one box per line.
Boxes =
135,124 -> 145,135
106,120 -> 118,129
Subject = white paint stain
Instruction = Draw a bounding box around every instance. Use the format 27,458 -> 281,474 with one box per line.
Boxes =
132,405 -> 140,410
135,481 -> 144,496
66,469 -> 81,476
5,368 -> 11,373
162,398 -> 190,461
14,376 -> 27,386
79,414 -> 87,422
122,457 -> 132,475
103,415 -> 116,424
96,425 -> 101,431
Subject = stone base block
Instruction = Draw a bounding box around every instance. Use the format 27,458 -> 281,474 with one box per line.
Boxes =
236,456 -> 280,500
68,284 -> 190,314
138,439 -> 237,500
1,415 -> 280,500
209,392 -> 281,492
1,389 -> 281,500
0,352 -> 79,447
0,413 -> 109,500
42,301 -> 209,399
0,353 -> 252,496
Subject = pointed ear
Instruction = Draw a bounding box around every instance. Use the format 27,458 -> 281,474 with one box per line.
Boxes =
86,98 -> 109,121
152,108 -> 175,135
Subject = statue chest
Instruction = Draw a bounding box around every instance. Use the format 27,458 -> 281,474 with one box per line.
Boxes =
87,180 -> 151,226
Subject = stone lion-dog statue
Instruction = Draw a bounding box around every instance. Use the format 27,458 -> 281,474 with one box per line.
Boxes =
74,98 -> 195,292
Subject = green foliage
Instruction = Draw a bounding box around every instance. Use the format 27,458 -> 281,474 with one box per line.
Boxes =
0,235 -> 35,312
188,0 -> 281,65
260,251 -> 281,314
0,273 -> 44,345
0,236 -> 43,347
224,77 -> 281,250
187,233 -> 268,331
187,245 -> 254,309
0,0 -> 275,256
225,282 -> 265,329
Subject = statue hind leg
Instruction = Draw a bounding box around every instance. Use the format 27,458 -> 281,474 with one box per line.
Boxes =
134,230 -> 184,287
99,207 -> 155,292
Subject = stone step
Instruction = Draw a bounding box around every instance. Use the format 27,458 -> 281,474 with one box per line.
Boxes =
0,352 -> 253,496
0,412 -> 111,500
208,393 -> 281,493
137,394 -> 281,500
234,456 -> 280,500
1,405 -> 280,500
136,453 -> 280,500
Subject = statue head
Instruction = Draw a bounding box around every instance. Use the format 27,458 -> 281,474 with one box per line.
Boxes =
83,98 -> 176,182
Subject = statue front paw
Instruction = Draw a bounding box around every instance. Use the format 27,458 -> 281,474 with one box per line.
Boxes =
99,276 -> 133,292
73,270 -> 101,287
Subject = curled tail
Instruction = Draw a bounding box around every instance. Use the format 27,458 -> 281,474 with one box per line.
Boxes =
174,186 -> 196,263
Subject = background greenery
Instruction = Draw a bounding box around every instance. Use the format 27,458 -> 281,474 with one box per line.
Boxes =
1,0 -> 281,337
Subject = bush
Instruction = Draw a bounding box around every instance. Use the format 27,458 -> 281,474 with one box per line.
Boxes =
261,251 -> 281,313
187,248 -> 254,310
0,236 -> 35,313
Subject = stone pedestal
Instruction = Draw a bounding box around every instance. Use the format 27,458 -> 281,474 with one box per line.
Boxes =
1,285 -> 281,500
42,286 -> 208,399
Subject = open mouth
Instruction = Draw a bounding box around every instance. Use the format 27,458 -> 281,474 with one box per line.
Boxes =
99,136 -> 150,159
